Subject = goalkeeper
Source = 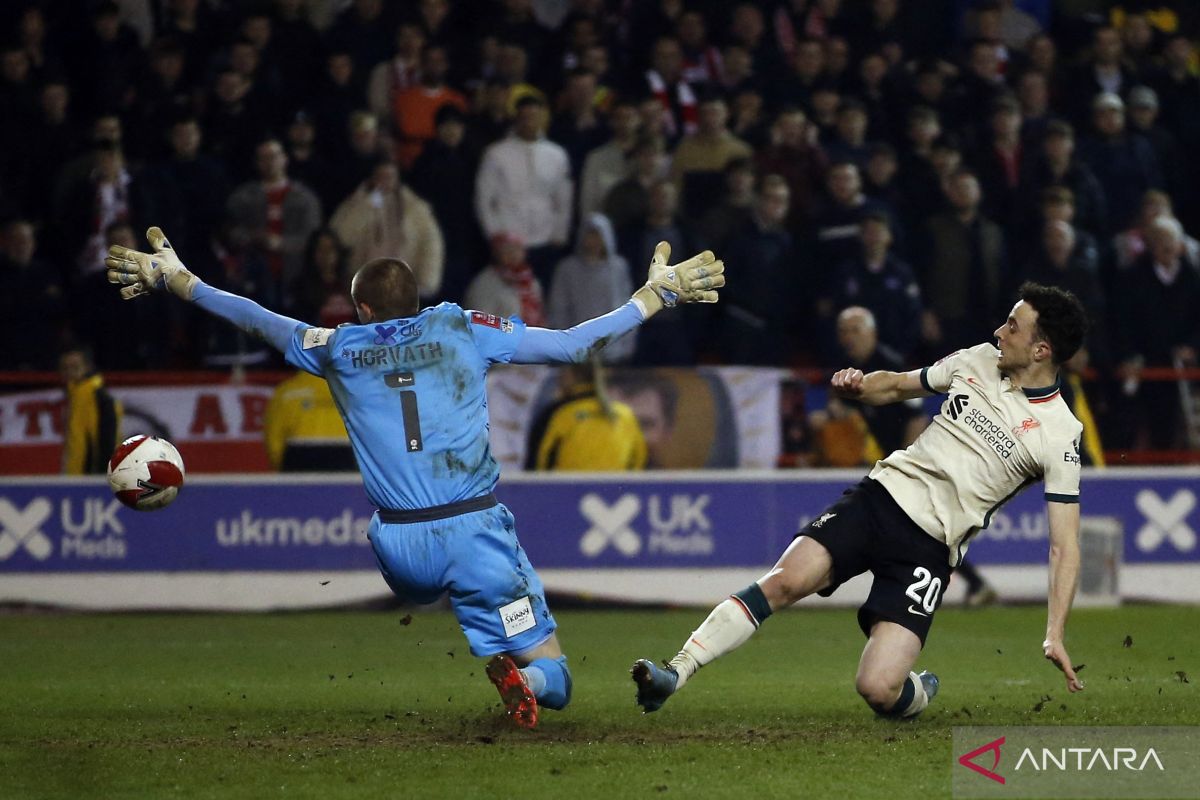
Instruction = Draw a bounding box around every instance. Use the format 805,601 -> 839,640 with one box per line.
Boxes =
107,227 -> 723,730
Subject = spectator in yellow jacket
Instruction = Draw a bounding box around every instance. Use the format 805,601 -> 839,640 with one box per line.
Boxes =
60,345 -> 122,474
525,360 -> 647,471
263,371 -> 354,471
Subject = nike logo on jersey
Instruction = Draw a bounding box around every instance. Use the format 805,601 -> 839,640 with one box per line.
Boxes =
907,604 -> 930,617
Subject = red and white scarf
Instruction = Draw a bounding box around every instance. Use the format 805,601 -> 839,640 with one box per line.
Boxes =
646,70 -> 698,138
496,260 -> 545,326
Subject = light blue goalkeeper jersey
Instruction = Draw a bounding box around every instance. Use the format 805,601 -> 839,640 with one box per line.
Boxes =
189,281 -> 645,511
283,303 -> 524,510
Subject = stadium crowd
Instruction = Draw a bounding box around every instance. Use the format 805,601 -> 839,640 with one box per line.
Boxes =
3,0 -> 1200,450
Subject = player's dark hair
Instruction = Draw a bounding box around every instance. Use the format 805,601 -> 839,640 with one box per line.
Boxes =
1019,282 -> 1087,365
351,258 -> 419,321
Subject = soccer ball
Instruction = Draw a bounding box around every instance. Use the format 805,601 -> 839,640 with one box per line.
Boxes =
107,435 -> 186,511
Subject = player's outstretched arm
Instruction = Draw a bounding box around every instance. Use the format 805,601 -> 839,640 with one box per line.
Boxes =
106,226 -> 304,354
511,241 -> 724,364
830,368 -> 928,405
1043,500 -> 1084,693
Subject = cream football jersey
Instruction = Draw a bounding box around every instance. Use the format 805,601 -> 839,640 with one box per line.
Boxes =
869,343 -> 1083,565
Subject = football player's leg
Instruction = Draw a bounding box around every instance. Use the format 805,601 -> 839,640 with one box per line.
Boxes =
510,633 -> 572,711
367,516 -> 446,605
632,536 -> 835,711
855,621 -> 932,717
446,507 -> 562,725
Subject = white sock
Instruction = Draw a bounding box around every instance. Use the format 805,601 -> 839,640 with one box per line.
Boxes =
897,672 -> 929,717
520,666 -> 546,695
667,598 -> 759,688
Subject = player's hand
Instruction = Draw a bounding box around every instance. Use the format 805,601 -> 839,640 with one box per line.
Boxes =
105,226 -> 199,301
631,241 -> 725,317
1043,639 -> 1084,693
830,368 -> 866,398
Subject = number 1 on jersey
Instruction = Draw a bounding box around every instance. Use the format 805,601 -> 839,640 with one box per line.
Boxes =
384,371 -> 423,452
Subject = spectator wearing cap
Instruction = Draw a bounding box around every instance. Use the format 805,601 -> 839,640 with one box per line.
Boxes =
578,99 -> 642,221
465,232 -> 546,326
409,104 -> 484,304
1126,85 -> 1188,214
330,159 -> 444,300
495,42 -> 547,113
1078,91 -> 1162,233
390,45 -> 467,169
669,94 -> 753,223
475,95 -> 572,287
1019,120 -> 1108,239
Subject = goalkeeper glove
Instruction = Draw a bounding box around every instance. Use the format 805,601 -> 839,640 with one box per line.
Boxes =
630,241 -> 725,318
105,226 -> 199,301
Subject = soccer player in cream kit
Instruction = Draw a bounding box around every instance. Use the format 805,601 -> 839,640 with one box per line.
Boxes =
106,227 -> 723,729
634,282 -> 1089,718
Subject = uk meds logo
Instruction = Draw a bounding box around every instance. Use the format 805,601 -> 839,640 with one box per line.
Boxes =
0,498 -> 53,561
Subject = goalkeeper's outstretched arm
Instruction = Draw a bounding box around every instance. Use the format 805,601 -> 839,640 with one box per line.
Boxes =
512,242 -> 724,364
106,226 -> 303,353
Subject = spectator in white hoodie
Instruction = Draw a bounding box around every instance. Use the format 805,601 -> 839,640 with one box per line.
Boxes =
546,213 -> 635,363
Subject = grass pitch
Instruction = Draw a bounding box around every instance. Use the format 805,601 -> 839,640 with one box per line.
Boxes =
1,605 -> 1196,799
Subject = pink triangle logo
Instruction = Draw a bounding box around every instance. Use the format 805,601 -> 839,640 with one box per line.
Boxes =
958,736 -> 1006,784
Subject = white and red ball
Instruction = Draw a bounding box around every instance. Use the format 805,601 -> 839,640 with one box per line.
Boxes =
107,435 -> 186,511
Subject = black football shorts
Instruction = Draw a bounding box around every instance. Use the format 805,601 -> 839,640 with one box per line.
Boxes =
797,478 -> 951,646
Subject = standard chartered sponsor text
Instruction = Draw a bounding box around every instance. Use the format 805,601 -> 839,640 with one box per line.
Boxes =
964,407 -> 1016,458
